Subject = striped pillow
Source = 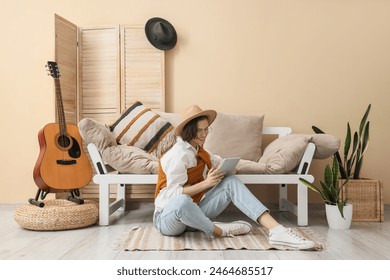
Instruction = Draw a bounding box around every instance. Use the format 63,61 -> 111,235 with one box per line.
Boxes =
110,101 -> 176,159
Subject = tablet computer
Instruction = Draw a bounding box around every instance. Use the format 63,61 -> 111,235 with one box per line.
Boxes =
216,157 -> 240,176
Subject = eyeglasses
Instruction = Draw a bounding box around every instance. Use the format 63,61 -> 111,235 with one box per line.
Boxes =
197,127 -> 211,135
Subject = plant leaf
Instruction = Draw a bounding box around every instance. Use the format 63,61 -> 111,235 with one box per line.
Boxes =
338,164 -> 348,180
299,178 -> 320,193
332,157 -> 339,189
361,121 -> 370,156
299,178 -> 327,202
352,132 -> 358,158
324,164 -> 333,187
337,202 -> 345,219
312,126 -> 325,134
344,123 -> 351,163
359,104 -> 371,136
353,151 -> 362,179
320,181 -> 333,201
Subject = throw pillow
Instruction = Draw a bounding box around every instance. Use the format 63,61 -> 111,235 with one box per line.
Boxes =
235,159 -> 267,174
259,134 -> 309,174
102,145 -> 158,174
257,133 -> 340,174
311,134 -> 340,159
78,118 -> 117,152
204,112 -> 265,162
109,101 -> 176,159
153,111 -> 181,127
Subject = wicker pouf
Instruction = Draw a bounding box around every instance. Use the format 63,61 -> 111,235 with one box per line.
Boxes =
14,199 -> 99,231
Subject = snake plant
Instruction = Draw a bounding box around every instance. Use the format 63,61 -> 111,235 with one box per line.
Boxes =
300,156 -> 350,218
312,104 -> 371,179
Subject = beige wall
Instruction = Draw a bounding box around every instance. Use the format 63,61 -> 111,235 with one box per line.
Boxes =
1,0 -> 389,204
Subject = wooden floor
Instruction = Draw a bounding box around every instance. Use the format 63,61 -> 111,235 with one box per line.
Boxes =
1,202 -> 389,260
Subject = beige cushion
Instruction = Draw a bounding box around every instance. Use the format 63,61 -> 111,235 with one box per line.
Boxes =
237,133 -> 340,174
154,111 -> 181,127
78,118 -> 117,152
258,134 -> 310,173
311,134 -> 340,159
102,145 -> 158,174
78,116 -> 159,174
110,101 -> 176,159
204,112 -> 265,161
236,159 -> 267,174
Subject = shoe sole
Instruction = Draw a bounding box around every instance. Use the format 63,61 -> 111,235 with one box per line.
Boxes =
214,220 -> 252,229
269,240 -> 316,250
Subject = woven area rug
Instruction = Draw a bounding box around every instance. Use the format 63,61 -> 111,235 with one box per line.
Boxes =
116,226 -> 324,251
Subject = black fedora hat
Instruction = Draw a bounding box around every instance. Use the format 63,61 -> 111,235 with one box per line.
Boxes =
145,17 -> 177,51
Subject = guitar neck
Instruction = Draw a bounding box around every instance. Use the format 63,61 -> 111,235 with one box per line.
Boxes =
54,78 -> 67,135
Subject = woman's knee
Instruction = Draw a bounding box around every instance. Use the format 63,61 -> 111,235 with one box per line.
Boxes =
224,175 -> 242,184
171,194 -> 195,211
222,176 -> 245,190
157,195 -> 193,236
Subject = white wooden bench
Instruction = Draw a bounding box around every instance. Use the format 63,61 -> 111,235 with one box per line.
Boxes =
87,127 -> 316,227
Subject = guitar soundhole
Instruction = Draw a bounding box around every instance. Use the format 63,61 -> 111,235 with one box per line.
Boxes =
56,134 -> 72,150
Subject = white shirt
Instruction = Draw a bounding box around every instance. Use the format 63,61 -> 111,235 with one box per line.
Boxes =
154,137 -> 222,213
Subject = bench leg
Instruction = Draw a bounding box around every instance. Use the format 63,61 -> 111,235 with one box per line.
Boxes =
279,184 -> 288,212
117,184 -> 126,212
99,183 -> 110,226
297,181 -> 308,226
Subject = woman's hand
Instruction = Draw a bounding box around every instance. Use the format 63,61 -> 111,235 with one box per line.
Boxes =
182,167 -> 225,197
205,167 -> 225,188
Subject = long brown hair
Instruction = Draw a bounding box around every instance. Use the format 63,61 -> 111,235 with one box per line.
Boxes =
181,116 -> 208,142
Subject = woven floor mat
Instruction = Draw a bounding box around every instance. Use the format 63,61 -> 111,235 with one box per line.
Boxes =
116,226 -> 324,251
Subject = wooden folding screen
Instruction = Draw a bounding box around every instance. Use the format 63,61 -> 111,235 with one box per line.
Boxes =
54,14 -> 165,201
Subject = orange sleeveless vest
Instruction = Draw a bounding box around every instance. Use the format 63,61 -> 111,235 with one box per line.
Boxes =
154,146 -> 212,204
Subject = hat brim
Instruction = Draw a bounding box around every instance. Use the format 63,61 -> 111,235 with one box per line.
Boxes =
145,17 -> 177,51
174,110 -> 217,136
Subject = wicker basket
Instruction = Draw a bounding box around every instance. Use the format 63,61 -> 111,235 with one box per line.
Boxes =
14,199 -> 99,231
340,179 -> 384,222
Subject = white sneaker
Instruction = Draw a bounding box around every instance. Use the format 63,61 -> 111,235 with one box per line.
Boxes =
269,227 -> 316,250
214,220 -> 252,237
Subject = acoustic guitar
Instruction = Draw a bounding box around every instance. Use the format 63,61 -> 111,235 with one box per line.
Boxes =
33,61 -> 92,198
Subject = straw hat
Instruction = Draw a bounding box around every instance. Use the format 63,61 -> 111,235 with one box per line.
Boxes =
174,105 -> 217,136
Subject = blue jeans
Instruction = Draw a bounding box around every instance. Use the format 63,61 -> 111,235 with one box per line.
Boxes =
153,176 -> 269,236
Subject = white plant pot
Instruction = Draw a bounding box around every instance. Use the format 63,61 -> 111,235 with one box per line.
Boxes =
325,203 -> 353,229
